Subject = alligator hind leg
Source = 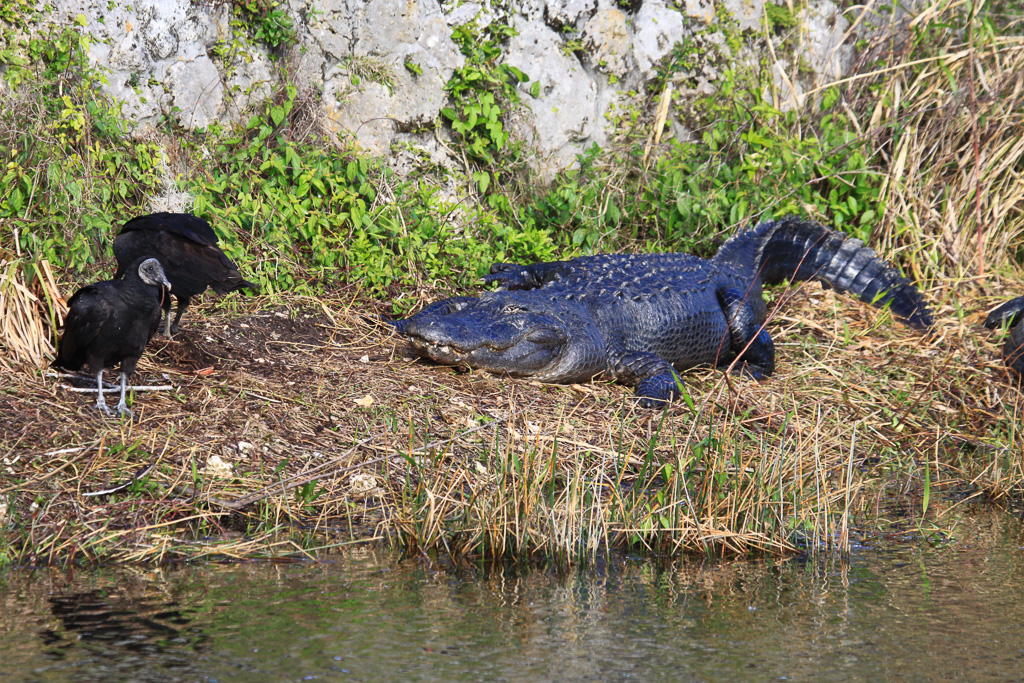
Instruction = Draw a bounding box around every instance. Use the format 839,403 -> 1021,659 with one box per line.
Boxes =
717,287 -> 775,379
607,346 -> 682,408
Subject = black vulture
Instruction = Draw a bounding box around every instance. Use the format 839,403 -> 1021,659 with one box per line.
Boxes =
53,257 -> 171,417
113,212 -> 259,337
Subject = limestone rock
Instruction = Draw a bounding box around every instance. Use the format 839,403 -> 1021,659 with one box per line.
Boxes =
544,0 -> 598,28
311,0 -> 463,154
583,8 -> 632,78
223,50 -> 275,121
722,0 -> 765,32
632,2 -> 685,78
684,0 -> 715,24
517,0 -> 595,25
42,0 -> 231,131
165,55 -> 224,129
442,1 -> 496,28
506,17 -> 598,179
799,0 -> 853,83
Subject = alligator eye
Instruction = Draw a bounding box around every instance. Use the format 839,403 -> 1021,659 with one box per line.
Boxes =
503,304 -> 527,314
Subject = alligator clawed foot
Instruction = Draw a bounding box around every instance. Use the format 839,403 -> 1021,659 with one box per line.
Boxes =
731,362 -> 772,382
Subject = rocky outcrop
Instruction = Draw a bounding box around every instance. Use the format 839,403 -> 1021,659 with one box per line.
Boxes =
505,16 -> 599,176
12,0 -> 860,177
295,0 -> 464,154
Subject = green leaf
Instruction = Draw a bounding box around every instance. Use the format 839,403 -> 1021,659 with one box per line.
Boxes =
821,86 -> 840,111
530,80 -> 541,98
506,65 -> 529,82
270,106 -> 285,127
473,170 -> 490,194
8,187 -> 23,213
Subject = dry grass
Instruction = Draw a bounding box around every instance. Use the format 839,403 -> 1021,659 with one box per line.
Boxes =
0,272 -> 1020,566
0,258 -> 65,371
840,0 -> 1024,281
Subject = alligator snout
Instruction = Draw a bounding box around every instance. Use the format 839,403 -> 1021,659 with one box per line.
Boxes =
403,319 -> 458,345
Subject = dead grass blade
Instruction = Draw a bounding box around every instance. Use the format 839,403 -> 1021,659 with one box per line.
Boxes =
0,258 -> 66,371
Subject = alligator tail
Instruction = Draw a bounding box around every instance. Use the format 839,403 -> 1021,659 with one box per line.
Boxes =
713,216 -> 934,330
984,296 -> 1024,376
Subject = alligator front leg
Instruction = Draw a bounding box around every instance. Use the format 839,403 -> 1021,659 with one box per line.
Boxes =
718,286 -> 775,379
481,261 -> 572,290
607,345 -> 682,408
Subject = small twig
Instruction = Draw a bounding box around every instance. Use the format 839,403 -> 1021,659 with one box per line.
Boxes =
82,463 -> 155,497
59,384 -> 174,393
42,445 -> 90,457
238,390 -> 282,404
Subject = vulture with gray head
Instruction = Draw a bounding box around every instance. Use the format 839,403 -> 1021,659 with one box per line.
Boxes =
113,212 -> 259,337
53,257 -> 171,417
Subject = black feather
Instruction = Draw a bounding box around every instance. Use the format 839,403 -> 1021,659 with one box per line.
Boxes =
113,212 -> 259,336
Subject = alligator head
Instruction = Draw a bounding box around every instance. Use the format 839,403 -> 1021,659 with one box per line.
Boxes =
396,291 -> 605,383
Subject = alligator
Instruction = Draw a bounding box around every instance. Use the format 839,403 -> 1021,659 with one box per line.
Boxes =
983,296 -> 1024,377
393,217 -> 934,407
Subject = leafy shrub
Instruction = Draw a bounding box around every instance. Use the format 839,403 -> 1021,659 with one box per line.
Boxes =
0,14 -> 164,271
187,88 -> 556,300
230,0 -> 296,52
515,76 -> 885,258
441,19 -> 528,192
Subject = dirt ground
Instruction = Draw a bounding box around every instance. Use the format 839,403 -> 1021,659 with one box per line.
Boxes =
1,282 -> 1022,564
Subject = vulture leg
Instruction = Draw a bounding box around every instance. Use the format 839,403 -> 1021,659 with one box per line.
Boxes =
169,295 -> 191,336
115,371 -> 133,418
162,295 -> 174,337
94,369 -> 112,415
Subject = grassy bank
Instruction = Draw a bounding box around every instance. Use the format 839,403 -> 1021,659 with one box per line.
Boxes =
0,1 -> 1022,566
1,283 -> 1020,566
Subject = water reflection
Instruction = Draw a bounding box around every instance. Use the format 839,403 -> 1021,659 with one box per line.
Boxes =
0,573 -> 208,682
40,589 -> 205,675
1,511 -> 1023,682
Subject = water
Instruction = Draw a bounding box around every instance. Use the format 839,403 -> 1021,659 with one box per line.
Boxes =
2,514 -> 1023,682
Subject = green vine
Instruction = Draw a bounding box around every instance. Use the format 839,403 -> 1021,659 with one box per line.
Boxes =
441,19 -> 528,193
228,0 -> 296,52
